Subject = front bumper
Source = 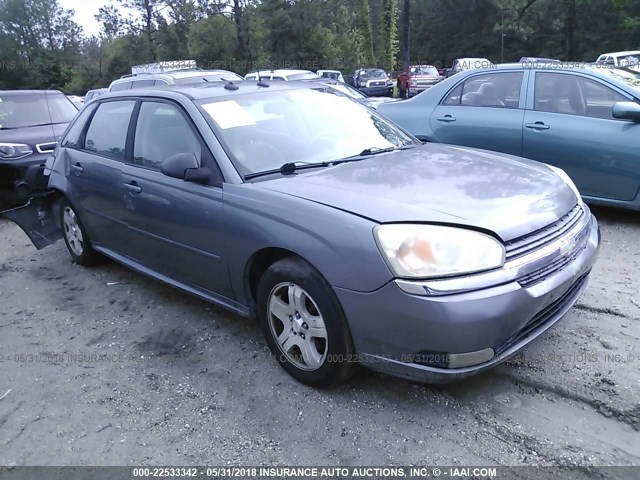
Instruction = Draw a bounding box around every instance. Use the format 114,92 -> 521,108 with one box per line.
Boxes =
334,210 -> 600,383
359,85 -> 394,97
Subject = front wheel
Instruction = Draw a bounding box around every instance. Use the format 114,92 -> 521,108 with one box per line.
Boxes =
60,200 -> 102,266
257,257 -> 357,387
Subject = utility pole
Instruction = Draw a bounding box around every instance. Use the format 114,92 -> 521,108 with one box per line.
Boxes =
402,0 -> 410,71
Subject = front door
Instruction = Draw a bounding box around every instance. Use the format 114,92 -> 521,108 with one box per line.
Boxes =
522,71 -> 640,201
121,100 -> 232,299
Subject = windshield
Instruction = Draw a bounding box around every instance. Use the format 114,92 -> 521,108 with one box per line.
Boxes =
286,72 -> 319,80
361,69 -> 387,78
618,54 -> 640,68
327,83 -> 366,99
410,66 -> 439,75
0,92 -> 77,129
198,88 -> 416,176
319,71 -> 341,80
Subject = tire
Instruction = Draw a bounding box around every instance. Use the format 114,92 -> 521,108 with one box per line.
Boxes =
60,199 -> 102,266
257,257 -> 358,387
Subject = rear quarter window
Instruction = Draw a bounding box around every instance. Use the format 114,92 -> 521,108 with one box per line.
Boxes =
62,103 -> 98,148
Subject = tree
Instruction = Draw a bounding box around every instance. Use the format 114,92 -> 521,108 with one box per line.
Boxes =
358,0 -> 376,66
115,0 -> 167,60
379,0 -> 399,70
0,0 -> 82,89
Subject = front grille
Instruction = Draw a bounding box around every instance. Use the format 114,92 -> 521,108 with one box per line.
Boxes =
368,80 -> 386,87
494,271 -> 590,356
517,219 -> 590,288
517,245 -> 585,288
417,79 -> 439,86
505,205 -> 584,261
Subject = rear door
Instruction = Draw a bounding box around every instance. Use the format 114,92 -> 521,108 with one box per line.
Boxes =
429,71 -> 527,156
121,99 -> 232,299
65,99 -> 136,251
522,71 -> 640,201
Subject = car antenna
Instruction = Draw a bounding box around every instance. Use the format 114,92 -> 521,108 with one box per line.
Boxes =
220,77 -> 239,91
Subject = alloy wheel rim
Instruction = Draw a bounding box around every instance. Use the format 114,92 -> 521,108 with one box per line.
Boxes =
63,207 -> 84,256
267,282 -> 328,371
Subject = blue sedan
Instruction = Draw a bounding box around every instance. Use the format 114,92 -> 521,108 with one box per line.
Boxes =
378,64 -> 640,210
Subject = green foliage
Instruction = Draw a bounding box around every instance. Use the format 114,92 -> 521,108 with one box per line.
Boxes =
379,0 -> 399,70
358,0 -> 376,66
2,0 -> 640,93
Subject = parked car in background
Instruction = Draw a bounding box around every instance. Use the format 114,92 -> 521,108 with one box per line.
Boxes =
0,90 -> 78,210
596,51 -> 640,68
309,79 -> 399,108
519,57 -> 562,63
67,95 -> 84,109
108,69 -> 243,92
378,63 -> 640,210
396,65 -> 444,98
317,70 -> 344,82
244,69 -> 319,81
84,88 -> 107,102
1,81 -> 599,387
351,68 -> 393,97
449,58 -> 494,76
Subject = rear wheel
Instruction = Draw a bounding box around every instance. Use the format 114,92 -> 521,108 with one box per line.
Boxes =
257,257 -> 357,387
61,200 -> 101,266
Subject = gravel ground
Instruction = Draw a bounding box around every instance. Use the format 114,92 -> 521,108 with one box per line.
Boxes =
0,206 -> 639,469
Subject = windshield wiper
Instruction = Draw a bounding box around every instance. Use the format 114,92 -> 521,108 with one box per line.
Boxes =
0,121 -> 68,130
243,144 -> 418,181
244,161 -> 331,180
333,144 -> 418,164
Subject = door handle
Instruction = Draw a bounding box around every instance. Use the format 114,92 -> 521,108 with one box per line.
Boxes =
437,115 -> 456,123
71,163 -> 83,174
525,122 -> 550,131
124,182 -> 142,194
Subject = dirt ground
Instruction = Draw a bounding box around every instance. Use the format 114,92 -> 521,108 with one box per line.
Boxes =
0,206 -> 639,469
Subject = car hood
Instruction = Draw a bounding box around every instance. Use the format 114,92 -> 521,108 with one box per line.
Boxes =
257,144 -> 577,241
0,123 -> 68,149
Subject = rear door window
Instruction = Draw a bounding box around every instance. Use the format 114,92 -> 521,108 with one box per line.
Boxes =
442,72 -> 523,108
84,101 -> 136,161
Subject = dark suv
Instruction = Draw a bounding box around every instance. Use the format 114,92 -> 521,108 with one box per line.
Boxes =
351,69 -> 394,97
0,90 -> 78,210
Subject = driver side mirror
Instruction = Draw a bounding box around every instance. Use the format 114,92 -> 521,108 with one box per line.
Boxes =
612,101 -> 640,122
161,153 -> 209,183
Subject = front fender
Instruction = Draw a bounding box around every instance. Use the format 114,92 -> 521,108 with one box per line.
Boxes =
223,184 -> 394,306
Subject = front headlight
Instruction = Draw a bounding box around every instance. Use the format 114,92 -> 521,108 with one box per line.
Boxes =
0,143 -> 33,160
374,224 -> 505,279
386,79 -> 393,86
549,165 -> 582,204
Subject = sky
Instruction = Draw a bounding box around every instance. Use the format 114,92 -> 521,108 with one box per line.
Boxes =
59,0 -> 112,37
